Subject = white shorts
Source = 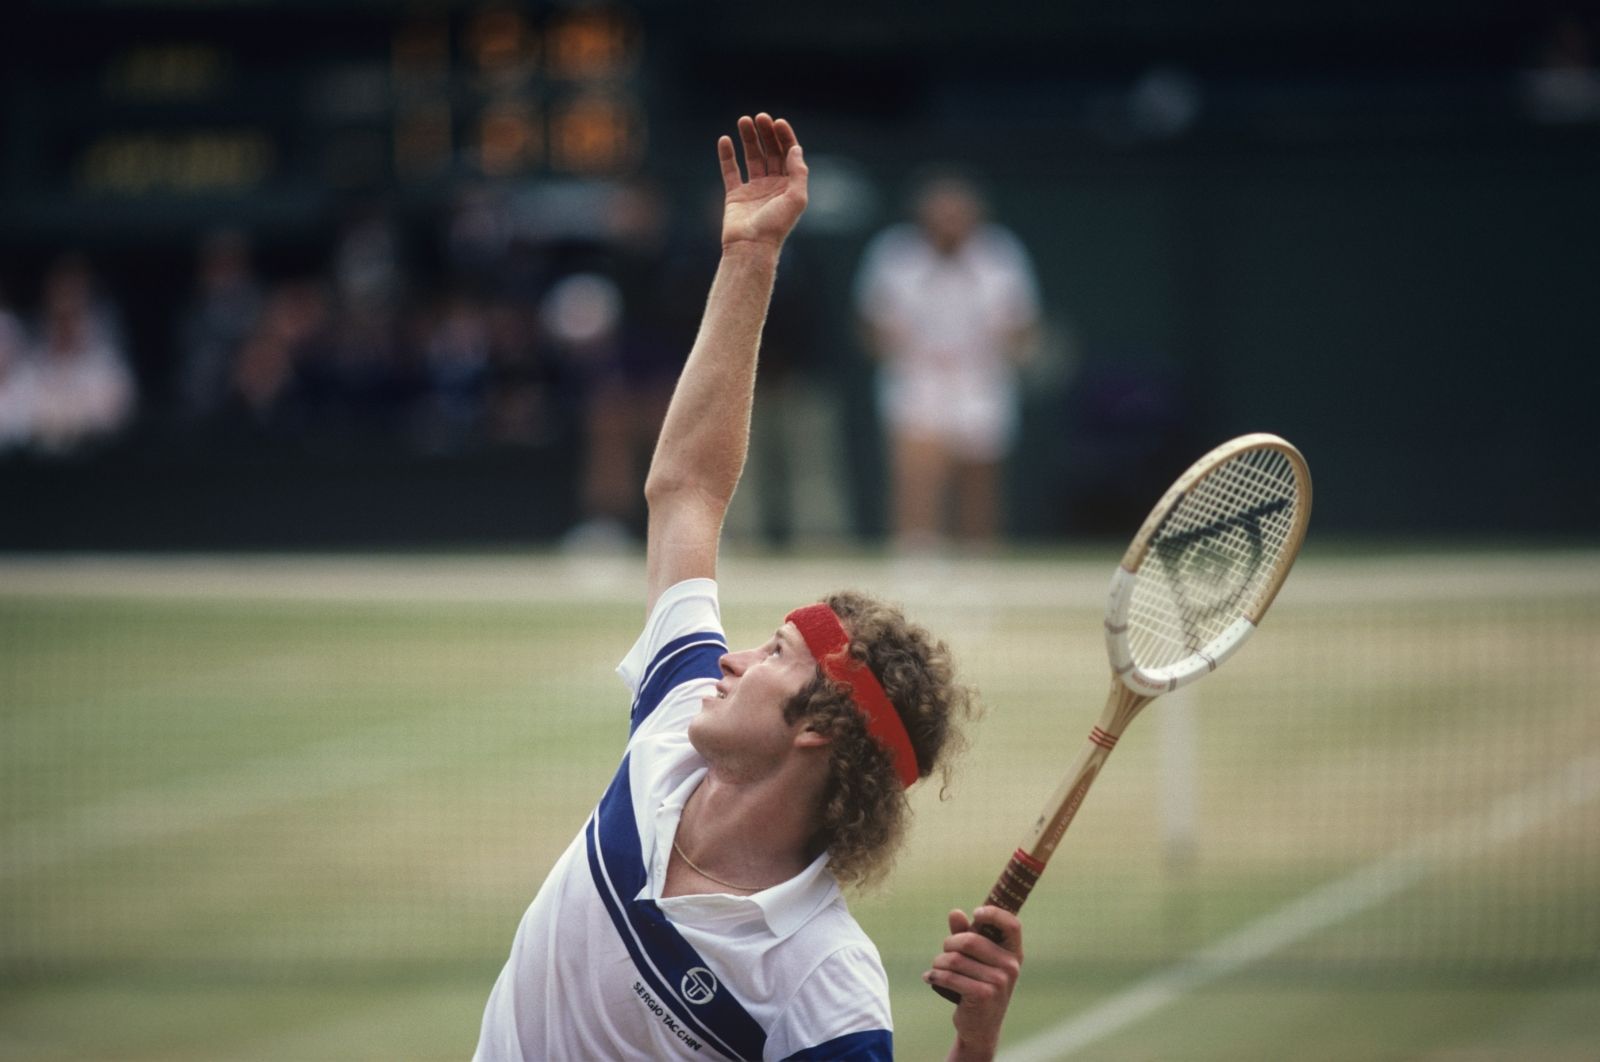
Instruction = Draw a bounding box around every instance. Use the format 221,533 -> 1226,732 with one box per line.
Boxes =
878,371 -> 1018,462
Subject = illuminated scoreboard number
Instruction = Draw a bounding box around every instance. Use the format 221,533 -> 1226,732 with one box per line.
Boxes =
65,3 -> 652,197
545,6 -> 640,81
454,3 -> 645,177
71,41 -> 277,195
542,5 -> 643,175
76,130 -> 277,195
469,93 -> 649,180
547,93 -> 644,174
476,100 -> 543,177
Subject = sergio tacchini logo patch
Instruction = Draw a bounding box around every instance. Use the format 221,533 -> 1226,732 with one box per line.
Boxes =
681,966 -> 718,1005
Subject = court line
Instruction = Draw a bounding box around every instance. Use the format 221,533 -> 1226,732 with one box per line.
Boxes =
2,553 -> 1598,608
998,752 -> 1600,1062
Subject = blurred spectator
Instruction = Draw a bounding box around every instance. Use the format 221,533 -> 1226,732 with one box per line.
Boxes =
443,184 -> 516,292
231,281 -> 329,424
177,228 -> 264,421
298,208 -> 414,432
416,290 -> 492,452
544,270 -> 634,550
27,255 -> 137,454
483,298 -> 555,447
553,181 -> 685,552
854,173 -> 1040,552
437,186 -> 556,449
334,206 -> 405,307
0,288 -> 33,452
734,238 -> 831,548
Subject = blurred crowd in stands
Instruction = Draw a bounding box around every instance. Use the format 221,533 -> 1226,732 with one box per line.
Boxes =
0,179 -> 826,546
3,7 -> 1592,546
0,181 -> 735,451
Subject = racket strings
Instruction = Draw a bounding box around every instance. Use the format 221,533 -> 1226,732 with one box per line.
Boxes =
1128,448 -> 1300,669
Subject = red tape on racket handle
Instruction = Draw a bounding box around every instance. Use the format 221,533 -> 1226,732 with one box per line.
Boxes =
985,847 -> 1045,915
932,849 -> 1042,1005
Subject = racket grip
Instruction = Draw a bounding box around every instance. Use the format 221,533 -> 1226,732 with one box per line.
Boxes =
985,847 -> 1045,916
931,849 -> 1043,1005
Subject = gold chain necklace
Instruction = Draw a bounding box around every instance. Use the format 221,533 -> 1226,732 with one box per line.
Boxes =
672,839 -> 766,892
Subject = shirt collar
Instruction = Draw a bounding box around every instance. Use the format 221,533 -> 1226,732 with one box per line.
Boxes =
747,847 -> 840,940
655,769 -> 842,942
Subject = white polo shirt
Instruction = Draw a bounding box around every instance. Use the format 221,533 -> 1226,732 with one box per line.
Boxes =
854,222 -> 1040,461
473,578 -> 894,1061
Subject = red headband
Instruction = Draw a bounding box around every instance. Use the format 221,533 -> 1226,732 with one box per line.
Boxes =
785,603 -> 920,790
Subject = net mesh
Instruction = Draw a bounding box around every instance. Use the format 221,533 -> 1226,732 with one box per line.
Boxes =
2,555 -> 1597,1059
1127,446 -> 1302,671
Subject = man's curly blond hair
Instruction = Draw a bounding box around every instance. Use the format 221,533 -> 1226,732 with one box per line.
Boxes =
783,590 -> 980,890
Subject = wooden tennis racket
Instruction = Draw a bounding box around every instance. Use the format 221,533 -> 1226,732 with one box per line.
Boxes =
935,432 -> 1312,1004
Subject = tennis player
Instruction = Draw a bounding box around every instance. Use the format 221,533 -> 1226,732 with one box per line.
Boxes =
473,113 -> 1023,1062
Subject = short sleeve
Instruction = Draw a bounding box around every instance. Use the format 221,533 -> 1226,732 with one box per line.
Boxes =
616,578 -> 727,737
986,226 -> 1041,326
767,944 -> 894,1062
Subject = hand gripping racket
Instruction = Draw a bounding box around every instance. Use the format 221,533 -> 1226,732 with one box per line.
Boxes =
934,433 -> 1312,1004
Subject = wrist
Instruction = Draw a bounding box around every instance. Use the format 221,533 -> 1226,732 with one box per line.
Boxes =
948,1035 -> 997,1062
719,238 -> 784,264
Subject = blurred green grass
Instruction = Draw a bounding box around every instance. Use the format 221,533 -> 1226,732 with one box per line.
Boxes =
1,554 -> 1597,1061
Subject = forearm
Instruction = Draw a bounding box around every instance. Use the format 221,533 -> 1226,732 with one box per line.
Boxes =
641,112 -> 804,609
645,242 -> 781,511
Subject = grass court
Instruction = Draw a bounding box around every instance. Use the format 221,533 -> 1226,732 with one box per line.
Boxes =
2,550 -> 1597,1060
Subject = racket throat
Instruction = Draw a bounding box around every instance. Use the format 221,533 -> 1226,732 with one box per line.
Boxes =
1019,681 -> 1152,866
1102,677 -> 1156,735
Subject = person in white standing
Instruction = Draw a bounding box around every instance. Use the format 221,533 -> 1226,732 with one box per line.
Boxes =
474,114 -> 1023,1062
855,174 -> 1041,552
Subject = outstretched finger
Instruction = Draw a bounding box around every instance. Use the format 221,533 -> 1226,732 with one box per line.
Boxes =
717,135 -> 741,193
773,119 -> 800,176
754,113 -> 783,174
737,115 -> 765,178
773,117 -> 798,153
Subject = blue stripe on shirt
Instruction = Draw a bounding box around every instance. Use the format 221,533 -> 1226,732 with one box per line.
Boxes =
783,1028 -> 894,1060
630,631 -> 727,736
586,755 -> 768,1061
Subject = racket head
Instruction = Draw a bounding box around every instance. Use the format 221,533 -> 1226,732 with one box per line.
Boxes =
1106,433 -> 1311,697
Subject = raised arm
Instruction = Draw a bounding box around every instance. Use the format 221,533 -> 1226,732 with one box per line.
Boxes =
642,113 -> 808,613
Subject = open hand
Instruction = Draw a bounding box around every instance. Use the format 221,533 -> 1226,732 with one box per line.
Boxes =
718,113 -> 808,252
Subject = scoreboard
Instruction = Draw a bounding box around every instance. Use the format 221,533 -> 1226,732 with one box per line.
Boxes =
3,2 -> 649,238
